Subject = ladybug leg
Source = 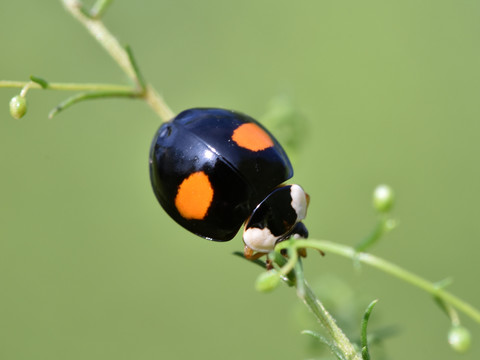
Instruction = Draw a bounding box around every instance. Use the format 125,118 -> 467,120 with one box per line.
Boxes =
298,247 -> 307,258
265,258 -> 274,270
243,244 -> 267,261
280,247 -> 307,258
244,245 -> 274,269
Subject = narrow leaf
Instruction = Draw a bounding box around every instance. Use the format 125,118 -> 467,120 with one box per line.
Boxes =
302,330 -> 347,360
48,90 -> 138,118
361,299 -> 379,360
90,0 -> 113,18
232,251 -> 266,269
125,45 -> 146,91
30,75 -> 49,89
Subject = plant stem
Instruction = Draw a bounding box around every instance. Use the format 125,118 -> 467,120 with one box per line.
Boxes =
276,242 -> 361,359
301,280 -> 362,360
62,0 -> 174,121
0,80 -> 133,92
48,89 -> 139,118
63,0 -> 135,80
144,84 -> 175,123
290,240 -> 480,324
355,215 -> 392,252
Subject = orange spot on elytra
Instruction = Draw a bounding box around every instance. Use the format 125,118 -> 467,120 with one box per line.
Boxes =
232,123 -> 274,152
175,171 -> 214,220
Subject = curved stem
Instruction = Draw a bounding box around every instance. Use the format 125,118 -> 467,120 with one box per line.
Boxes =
48,90 -> 139,118
280,243 -> 298,277
285,240 -> 480,324
355,215 -> 393,252
62,0 -> 174,121
19,82 -> 35,97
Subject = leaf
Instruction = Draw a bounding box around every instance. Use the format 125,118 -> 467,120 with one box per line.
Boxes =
360,299 -> 379,360
302,330 -> 348,360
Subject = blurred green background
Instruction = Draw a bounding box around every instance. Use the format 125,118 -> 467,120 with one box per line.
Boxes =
1,1 -> 480,359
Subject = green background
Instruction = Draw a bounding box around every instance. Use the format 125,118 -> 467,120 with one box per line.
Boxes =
1,1 -> 480,359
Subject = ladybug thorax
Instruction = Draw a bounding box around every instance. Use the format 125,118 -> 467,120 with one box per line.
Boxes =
243,184 -> 309,253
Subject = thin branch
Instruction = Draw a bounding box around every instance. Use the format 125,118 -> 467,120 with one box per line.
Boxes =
48,90 -> 139,118
62,0 -> 174,121
301,280 -> 362,360
144,84 -> 175,121
62,0 -> 136,81
0,80 -> 133,92
278,240 -> 480,324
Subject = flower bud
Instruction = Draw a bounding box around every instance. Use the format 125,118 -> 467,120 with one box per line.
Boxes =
448,326 -> 471,353
9,95 -> 27,119
373,185 -> 394,213
255,270 -> 281,292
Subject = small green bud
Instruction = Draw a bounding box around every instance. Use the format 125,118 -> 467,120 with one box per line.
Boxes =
373,184 -> 394,213
9,95 -> 27,119
448,326 -> 471,353
255,270 -> 281,293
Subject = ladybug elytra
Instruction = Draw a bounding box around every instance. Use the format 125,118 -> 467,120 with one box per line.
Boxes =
149,108 -> 309,259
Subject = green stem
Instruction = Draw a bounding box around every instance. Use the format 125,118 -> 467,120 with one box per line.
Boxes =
273,242 -> 361,359
355,216 -> 389,252
289,240 -> 480,324
2,1 -> 174,121
293,255 -> 305,298
280,242 -> 298,277
62,0 -> 135,80
0,80 -> 133,92
48,90 -> 139,118
62,0 -> 174,121
301,280 -> 362,360
144,84 -> 174,122
434,295 -> 461,327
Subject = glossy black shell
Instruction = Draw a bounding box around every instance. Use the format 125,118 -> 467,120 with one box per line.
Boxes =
149,108 -> 293,241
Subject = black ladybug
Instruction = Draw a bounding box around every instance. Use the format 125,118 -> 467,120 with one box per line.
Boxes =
149,108 -> 309,259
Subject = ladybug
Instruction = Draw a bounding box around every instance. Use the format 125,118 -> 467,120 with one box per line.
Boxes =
149,108 -> 309,259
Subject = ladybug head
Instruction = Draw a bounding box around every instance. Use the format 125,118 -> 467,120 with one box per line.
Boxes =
242,184 -> 309,257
